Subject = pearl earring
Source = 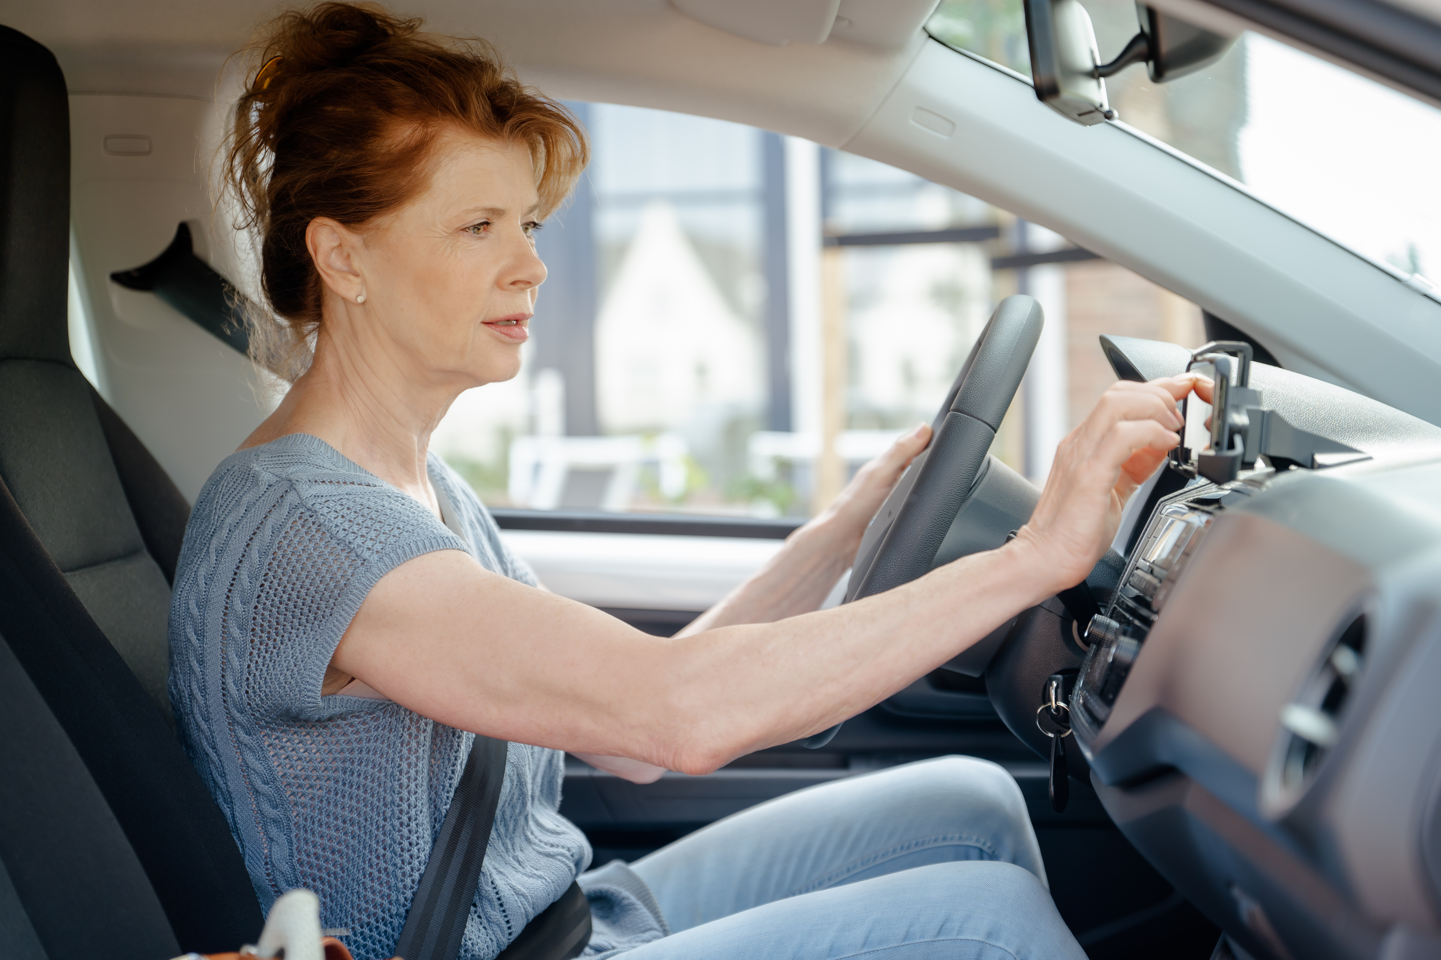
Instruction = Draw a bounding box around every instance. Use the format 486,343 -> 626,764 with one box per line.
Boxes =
356,293 -> 366,304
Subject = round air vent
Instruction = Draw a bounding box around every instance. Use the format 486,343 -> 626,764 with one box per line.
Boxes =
1263,612 -> 1367,815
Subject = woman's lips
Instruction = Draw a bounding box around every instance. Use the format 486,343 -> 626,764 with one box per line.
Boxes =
483,314 -> 530,342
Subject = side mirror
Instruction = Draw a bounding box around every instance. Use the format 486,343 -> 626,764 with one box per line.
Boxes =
1024,1 -> 1238,126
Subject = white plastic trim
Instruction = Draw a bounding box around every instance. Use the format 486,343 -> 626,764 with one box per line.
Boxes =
501,531 -> 781,611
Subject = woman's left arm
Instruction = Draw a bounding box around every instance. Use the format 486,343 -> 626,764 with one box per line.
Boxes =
679,422 -> 932,636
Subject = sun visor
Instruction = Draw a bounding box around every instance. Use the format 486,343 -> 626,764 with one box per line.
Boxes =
669,0 -> 842,46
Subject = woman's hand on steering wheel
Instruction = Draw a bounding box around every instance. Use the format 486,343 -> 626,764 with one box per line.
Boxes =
818,422 -> 933,556
1015,375 -> 1213,595
677,424 -> 933,635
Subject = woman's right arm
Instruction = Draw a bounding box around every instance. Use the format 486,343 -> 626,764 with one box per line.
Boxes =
330,377 -> 1196,775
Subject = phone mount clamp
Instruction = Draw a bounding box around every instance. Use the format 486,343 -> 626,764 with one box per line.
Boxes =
1169,341 -> 1369,484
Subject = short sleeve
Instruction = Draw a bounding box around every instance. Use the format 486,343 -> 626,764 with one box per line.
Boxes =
239,453 -> 467,721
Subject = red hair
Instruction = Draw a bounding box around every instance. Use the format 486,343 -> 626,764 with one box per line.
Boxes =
224,2 -> 588,379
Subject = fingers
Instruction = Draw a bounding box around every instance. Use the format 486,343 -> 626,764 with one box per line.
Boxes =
1121,445 -> 1173,486
1110,374 -> 1216,414
1096,418 -> 1180,473
826,422 -> 931,525
861,422 -> 931,480
1076,375 -> 1225,450
1189,373 -> 1215,405
1073,385 -> 1182,452
1138,373 -> 1212,403
892,421 -> 932,460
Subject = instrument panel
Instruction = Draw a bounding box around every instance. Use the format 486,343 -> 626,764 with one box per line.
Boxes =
1059,337 -> 1441,959
1066,457 -> 1441,960
1073,479 -> 1237,740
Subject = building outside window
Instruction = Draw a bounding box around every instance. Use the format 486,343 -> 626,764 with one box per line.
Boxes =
432,90 -> 1213,517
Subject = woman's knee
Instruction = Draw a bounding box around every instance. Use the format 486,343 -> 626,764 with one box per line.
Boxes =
894,756 -> 1031,829
871,757 -> 1044,880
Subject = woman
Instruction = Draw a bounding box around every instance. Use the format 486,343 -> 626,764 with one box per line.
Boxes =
169,4 -> 1205,959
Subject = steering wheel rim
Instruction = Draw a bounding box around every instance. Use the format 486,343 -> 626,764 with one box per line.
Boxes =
801,295 -> 1043,748
848,294 -> 1044,602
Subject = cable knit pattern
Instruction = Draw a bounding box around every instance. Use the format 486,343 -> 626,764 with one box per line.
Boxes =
168,433 -> 661,960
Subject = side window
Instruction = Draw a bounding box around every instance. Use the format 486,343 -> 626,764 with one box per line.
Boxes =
433,103 -> 1204,517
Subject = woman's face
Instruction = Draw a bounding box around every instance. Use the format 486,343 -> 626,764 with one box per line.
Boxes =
335,131 -> 547,392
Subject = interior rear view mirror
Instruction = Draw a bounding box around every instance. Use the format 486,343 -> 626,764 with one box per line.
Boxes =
1023,0 -> 1114,125
1095,6 -> 1238,83
1024,1 -> 1238,126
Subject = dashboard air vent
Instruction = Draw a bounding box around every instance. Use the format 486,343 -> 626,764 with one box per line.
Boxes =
1267,613 -> 1366,812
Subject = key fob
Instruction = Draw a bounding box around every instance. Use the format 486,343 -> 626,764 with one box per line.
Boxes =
1050,731 -> 1070,813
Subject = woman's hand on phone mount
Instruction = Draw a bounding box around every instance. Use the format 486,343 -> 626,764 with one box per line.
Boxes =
1012,374 -> 1213,596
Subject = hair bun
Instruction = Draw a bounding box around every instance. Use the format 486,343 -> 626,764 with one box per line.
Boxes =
251,2 -> 420,95
298,2 -> 409,68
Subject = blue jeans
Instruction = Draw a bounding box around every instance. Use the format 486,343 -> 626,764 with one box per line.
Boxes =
620,756 -> 1086,959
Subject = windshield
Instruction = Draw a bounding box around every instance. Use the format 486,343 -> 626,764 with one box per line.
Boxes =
927,0 -> 1441,289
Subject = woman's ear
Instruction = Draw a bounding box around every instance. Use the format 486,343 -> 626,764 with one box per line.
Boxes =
306,218 -> 365,302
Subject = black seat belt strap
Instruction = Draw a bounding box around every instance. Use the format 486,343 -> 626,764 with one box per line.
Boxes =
494,881 -> 591,960
395,736 -> 508,960
394,736 -> 593,960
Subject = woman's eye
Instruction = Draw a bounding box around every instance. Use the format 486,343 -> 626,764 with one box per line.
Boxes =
466,221 -> 491,235
523,220 -> 543,236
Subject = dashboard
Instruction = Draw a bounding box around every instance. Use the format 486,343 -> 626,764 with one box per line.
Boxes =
1075,486 -> 1223,743
1067,338 -> 1441,960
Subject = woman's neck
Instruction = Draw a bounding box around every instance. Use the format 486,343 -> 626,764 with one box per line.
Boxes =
242,333 -> 462,513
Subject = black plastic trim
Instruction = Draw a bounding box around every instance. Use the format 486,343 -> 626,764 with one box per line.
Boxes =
991,247 -> 1101,270
598,607 -> 701,637
1196,0 -> 1441,106
489,508 -> 801,539
110,223 -> 250,355
824,225 -> 1001,246
1203,311 -> 1280,367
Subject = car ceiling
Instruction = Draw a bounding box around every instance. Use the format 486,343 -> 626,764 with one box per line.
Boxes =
15,0 -> 1441,127
0,0 -> 941,148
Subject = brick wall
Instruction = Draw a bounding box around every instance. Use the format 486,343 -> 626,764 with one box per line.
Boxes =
1064,260 -> 1206,429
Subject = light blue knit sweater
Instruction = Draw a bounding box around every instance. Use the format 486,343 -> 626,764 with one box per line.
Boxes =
168,434 -> 666,960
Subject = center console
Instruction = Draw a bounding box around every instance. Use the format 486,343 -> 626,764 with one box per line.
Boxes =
1071,477 -> 1260,744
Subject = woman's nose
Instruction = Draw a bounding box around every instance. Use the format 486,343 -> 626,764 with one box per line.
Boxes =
506,229 -> 547,290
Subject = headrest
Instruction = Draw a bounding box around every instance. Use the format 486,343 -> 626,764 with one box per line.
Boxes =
0,27 -> 71,365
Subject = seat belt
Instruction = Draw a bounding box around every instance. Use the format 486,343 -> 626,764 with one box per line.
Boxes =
393,736 -> 592,960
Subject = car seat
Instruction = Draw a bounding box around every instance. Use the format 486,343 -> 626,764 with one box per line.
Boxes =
0,24 -> 263,954
0,627 -> 180,960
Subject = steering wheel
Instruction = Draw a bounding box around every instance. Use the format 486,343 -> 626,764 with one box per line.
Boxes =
802,294 -> 1044,747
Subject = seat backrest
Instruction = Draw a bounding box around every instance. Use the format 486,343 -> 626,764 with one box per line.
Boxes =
0,29 -> 175,722
0,24 -> 263,952
0,360 -> 177,715
0,630 -> 180,960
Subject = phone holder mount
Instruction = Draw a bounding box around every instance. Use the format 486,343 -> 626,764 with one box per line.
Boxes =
1170,341 -> 1369,484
